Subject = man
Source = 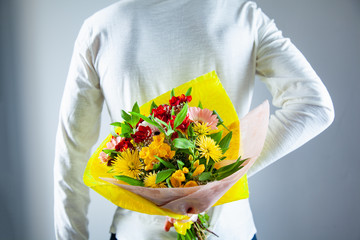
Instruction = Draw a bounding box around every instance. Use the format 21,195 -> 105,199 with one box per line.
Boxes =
54,0 -> 334,239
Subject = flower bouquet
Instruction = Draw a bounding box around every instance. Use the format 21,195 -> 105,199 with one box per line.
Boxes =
84,71 -> 269,239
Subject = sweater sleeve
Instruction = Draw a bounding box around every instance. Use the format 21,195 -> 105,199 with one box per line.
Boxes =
247,5 -> 334,177
54,20 -> 104,240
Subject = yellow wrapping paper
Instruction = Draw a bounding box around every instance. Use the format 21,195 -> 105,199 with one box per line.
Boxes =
83,71 -> 268,219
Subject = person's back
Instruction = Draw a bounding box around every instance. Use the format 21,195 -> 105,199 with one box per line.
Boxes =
79,0 -> 261,116
54,0 -> 334,239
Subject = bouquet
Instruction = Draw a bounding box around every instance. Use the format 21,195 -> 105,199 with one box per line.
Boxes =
84,71 -> 269,239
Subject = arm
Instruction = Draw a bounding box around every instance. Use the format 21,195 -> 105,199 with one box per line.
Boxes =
54,20 -> 104,239
247,5 -> 334,176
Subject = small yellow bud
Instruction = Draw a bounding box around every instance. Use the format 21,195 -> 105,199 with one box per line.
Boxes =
193,160 -> 200,168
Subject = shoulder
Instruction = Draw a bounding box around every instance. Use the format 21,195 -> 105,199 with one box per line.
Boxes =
223,0 -> 269,27
82,0 -> 139,32
227,0 -> 261,13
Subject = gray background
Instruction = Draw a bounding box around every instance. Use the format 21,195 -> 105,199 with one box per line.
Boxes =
1,0 -> 359,239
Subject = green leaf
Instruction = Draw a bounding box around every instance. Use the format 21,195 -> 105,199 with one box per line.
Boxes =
121,111 -> 132,122
185,87 -> 192,97
216,165 -> 244,180
174,103 -> 188,129
102,149 -> 119,155
121,122 -> 132,134
187,124 -> 194,138
171,107 -> 175,116
176,130 -> 185,139
119,122 -> 132,138
153,162 -> 161,171
176,148 -> 193,156
120,133 -> 131,138
220,147 -> 229,153
177,160 -> 185,169
129,112 -> 163,131
170,89 -> 175,98
212,110 -> 224,126
165,129 -> 175,137
198,213 -> 210,228
216,157 -> 244,174
153,118 -> 174,136
154,117 -> 171,128
216,162 -> 238,175
166,177 -> 173,188
209,131 -> 223,144
172,138 -> 194,149
198,101 -> 203,109
110,122 -> 122,127
155,156 -> 176,169
156,169 -> 175,184
204,213 -> 210,222
198,172 -> 211,181
129,102 -> 140,127
216,158 -> 247,180
132,102 -> 140,114
219,131 -> 233,153
114,175 -> 144,186
150,101 -> 158,113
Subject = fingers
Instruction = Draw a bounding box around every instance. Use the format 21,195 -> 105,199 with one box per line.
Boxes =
164,217 -> 174,232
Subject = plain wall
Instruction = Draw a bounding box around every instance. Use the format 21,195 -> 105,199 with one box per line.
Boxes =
1,0 -> 359,239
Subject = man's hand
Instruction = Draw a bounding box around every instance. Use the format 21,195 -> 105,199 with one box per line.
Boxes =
164,217 -> 176,232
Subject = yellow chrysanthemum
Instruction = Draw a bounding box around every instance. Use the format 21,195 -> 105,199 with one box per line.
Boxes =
193,122 -> 211,136
144,172 -> 166,188
113,149 -> 144,179
196,135 -> 223,163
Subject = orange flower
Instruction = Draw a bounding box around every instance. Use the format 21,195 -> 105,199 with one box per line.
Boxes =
170,170 -> 186,187
173,170 -> 186,181
139,146 -> 150,159
158,143 -> 175,159
153,133 -> 165,144
182,167 -> 189,174
139,146 -> 158,171
193,164 -> 205,177
184,181 -> 198,188
139,133 -> 175,170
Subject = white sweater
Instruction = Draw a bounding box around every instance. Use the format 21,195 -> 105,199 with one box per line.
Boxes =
54,0 -> 334,239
